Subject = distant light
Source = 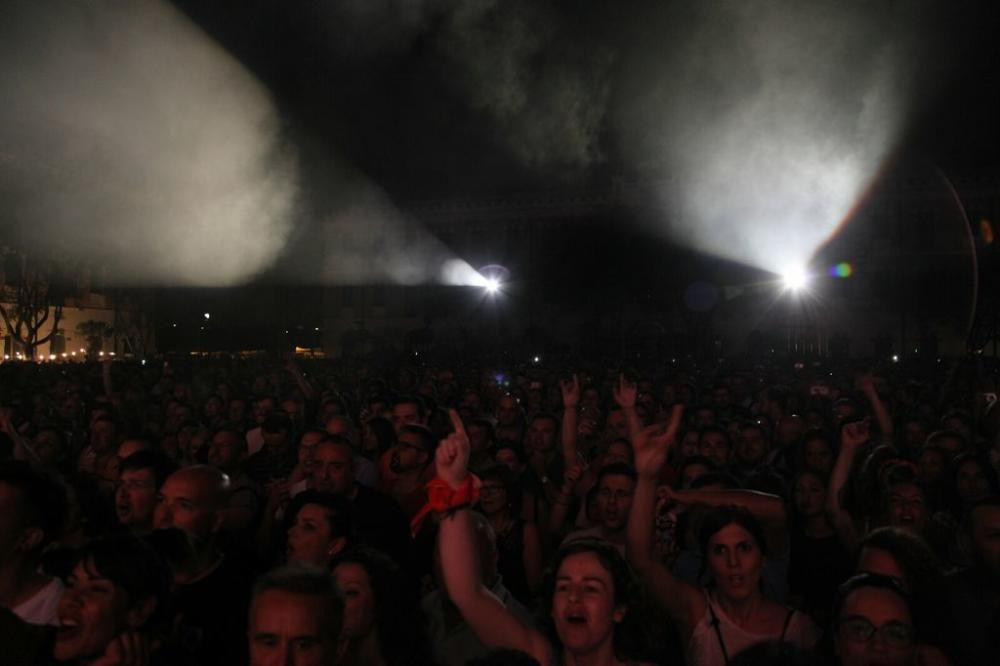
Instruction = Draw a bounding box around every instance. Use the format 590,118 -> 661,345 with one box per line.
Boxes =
49,354 -> 56,360
781,266 -> 810,292
71,352 -> 76,356
172,323 -> 177,328
981,219 -> 994,245
484,278 -> 501,295
99,351 -> 105,357
203,312 -> 211,320
79,348 -> 86,353
141,359 -> 146,366
892,354 -> 899,363
109,352 -> 115,356
314,327 -> 320,332
832,262 -> 854,278
61,353 -> 67,358
3,355 -> 8,360
533,355 -> 541,364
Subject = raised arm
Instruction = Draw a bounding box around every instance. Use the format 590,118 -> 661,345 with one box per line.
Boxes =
612,373 -> 643,442
857,375 -> 892,442
826,418 -> 869,552
665,487 -> 788,553
437,411 -> 554,664
626,407 -> 704,634
559,374 -> 581,465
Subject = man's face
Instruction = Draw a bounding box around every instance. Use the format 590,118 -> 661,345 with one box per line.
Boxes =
254,399 -> 275,425
699,431 -> 731,467
969,505 -> 1000,577
467,424 -> 490,453
389,431 -> 428,475
154,472 -> 220,542
736,427 -> 768,467
605,411 -> 628,441
207,431 -> 243,470
525,417 -> 556,455
496,396 -> 519,427
596,474 -> 635,532
115,468 -> 157,531
391,402 -> 421,434
249,590 -> 339,666
310,443 -> 353,495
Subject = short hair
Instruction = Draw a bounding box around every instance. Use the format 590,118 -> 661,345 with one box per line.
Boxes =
119,449 -> 179,489
399,424 -> 437,456
832,572 -> 912,627
698,504 -> 769,561
596,462 -> 638,487
0,460 -> 67,551
528,412 -> 560,434
251,564 -> 344,638
393,395 -> 426,420
287,490 -> 354,540
75,534 -> 172,628
698,424 -> 732,448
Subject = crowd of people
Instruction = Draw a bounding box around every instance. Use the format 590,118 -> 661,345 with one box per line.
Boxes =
0,350 -> 997,665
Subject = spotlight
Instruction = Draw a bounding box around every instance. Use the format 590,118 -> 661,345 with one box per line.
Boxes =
781,266 -> 810,292
203,312 -> 211,320
484,277 -> 501,295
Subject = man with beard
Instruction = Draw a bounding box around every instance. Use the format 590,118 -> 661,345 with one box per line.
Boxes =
385,424 -> 437,519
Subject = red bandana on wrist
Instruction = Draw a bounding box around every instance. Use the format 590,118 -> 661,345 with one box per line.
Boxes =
409,475 -> 481,537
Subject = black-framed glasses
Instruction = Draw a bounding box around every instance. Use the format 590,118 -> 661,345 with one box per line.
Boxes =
840,616 -> 914,648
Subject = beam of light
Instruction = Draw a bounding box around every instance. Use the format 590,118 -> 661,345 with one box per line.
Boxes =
0,1 -> 297,286
621,1 -> 928,275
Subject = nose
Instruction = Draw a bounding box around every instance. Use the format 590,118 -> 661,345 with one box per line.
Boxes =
727,550 -> 739,568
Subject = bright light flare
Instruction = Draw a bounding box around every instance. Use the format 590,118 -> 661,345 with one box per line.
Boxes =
781,266 -> 810,293
484,277 -> 501,294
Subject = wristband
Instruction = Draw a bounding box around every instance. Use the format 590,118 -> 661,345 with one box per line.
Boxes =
410,475 -> 481,537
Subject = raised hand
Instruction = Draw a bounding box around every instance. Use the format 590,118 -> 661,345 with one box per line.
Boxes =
632,404 -> 684,479
841,417 -> 871,450
560,374 -> 581,410
561,461 -> 585,495
613,373 -> 638,410
436,409 -> 470,490
855,374 -> 878,398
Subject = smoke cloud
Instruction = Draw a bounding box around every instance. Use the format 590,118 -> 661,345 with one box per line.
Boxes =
618,0 -> 927,274
0,0 -> 297,286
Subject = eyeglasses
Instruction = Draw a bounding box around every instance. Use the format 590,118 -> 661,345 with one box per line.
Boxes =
839,616 -> 914,648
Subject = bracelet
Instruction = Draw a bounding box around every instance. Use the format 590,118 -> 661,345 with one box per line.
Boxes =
410,476 -> 481,536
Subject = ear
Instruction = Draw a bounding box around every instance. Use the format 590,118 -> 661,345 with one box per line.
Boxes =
125,596 -> 157,629
17,527 -> 44,554
328,536 -> 348,557
613,604 -> 627,624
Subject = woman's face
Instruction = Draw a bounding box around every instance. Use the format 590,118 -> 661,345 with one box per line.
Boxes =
794,473 -> 827,518
54,560 -> 132,662
551,552 -> 623,655
836,587 -> 915,666
287,504 -> 339,568
706,523 -> 763,602
334,562 -> 377,641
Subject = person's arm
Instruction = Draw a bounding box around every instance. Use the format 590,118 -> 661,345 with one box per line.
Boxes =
626,408 -> 704,635
0,407 -> 40,464
545,462 -> 584,541
826,418 -> 869,552
664,487 -> 788,553
857,375 -> 892,442
613,373 -> 643,441
437,411 -> 554,664
560,374 -> 580,465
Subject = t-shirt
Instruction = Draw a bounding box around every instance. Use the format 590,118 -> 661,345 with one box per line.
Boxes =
172,556 -> 255,665
11,578 -> 64,626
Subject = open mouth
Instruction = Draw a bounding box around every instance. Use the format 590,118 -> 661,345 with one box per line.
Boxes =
57,617 -> 82,640
564,613 -> 587,626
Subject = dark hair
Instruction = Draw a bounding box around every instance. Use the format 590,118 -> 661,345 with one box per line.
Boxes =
698,505 -> 769,564
393,395 -> 426,420
677,456 -> 717,487
832,572 -> 913,630
119,449 -> 179,489
0,460 -> 67,552
698,424 -> 732,448
495,440 -> 526,464
251,563 -> 344,639
944,453 -> 1000,516
74,533 -> 172,629
729,640 -> 823,666
287,490 -> 354,540
333,547 -> 432,665
528,412 -> 560,435
596,462 -> 638,487
399,424 -> 437,457
689,471 -> 740,491
539,539 -> 657,662
364,417 -> 396,456
856,527 -> 949,649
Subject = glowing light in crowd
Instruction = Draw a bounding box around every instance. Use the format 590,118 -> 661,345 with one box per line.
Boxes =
982,220 -> 994,245
484,278 -> 501,295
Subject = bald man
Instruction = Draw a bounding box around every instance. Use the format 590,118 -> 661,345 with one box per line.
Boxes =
154,465 -> 254,664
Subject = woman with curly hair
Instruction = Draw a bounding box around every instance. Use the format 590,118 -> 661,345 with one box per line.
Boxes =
333,546 -> 433,666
